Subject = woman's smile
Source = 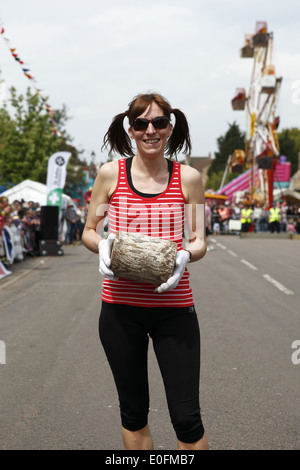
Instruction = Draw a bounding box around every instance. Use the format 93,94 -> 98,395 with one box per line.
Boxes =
143,138 -> 160,145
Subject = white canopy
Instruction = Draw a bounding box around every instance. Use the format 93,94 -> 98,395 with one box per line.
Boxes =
0,179 -> 73,208
273,188 -> 300,204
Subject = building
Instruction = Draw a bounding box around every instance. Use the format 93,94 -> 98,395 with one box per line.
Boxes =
185,154 -> 212,187
290,151 -> 300,191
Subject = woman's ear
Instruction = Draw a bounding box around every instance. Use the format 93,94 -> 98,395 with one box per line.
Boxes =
168,123 -> 173,137
128,127 -> 134,140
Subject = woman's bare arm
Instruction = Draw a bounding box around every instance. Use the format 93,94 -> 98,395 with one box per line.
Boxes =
82,161 -> 118,253
181,164 -> 207,262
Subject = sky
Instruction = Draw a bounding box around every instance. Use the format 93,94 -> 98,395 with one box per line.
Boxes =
0,0 -> 299,165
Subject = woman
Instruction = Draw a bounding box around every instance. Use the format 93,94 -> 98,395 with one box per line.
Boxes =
82,92 -> 208,450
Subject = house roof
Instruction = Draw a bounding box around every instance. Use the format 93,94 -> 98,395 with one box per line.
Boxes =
188,156 -> 212,172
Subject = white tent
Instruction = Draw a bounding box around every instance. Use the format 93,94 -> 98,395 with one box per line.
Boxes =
273,188 -> 300,204
0,179 -> 73,208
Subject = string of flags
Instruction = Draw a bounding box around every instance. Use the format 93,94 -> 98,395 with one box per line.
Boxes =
0,18 -> 63,137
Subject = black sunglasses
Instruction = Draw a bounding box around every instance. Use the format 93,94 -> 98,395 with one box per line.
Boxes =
131,116 -> 170,131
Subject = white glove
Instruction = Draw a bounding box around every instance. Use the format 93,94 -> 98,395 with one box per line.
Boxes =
98,233 -> 117,280
155,250 -> 190,293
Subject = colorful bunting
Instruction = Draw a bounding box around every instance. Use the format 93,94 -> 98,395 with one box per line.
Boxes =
0,18 -> 63,137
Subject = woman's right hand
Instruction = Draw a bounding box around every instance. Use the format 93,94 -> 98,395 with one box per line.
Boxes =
98,233 -> 117,280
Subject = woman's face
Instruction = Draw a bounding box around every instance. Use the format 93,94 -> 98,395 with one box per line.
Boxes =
128,102 -> 172,159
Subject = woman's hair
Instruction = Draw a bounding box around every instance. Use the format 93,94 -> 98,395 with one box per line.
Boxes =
102,92 -> 192,158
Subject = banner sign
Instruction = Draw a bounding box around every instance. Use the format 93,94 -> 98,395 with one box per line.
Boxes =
46,152 -> 71,211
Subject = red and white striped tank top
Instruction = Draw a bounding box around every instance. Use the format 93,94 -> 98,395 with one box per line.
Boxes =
101,157 -> 194,307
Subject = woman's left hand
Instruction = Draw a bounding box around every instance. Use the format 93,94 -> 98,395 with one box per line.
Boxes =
154,250 -> 190,293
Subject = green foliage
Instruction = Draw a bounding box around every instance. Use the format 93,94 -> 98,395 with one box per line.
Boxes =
205,122 -> 245,191
278,128 -> 300,175
205,170 -> 240,192
0,81 -> 84,193
61,142 -> 86,194
208,122 -> 245,177
205,171 -> 223,192
0,86 -> 60,185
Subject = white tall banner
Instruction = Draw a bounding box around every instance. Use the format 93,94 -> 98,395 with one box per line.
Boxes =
46,152 -> 71,210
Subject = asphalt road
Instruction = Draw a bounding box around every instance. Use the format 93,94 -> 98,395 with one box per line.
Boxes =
0,235 -> 299,450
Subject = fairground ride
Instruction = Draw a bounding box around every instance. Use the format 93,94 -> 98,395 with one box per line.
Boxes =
231,21 -> 282,208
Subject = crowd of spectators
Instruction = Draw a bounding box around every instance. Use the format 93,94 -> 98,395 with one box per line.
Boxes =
0,195 -> 88,265
1,194 -> 300,267
205,199 -> 300,236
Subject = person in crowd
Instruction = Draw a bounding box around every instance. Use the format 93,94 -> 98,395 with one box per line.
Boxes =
205,201 -> 211,237
295,215 -> 300,234
252,203 -> 262,232
231,202 -> 240,220
240,203 -> 253,232
258,203 -> 269,232
21,208 -> 40,254
11,200 -> 22,218
27,201 -> 36,213
204,201 -> 214,250
211,204 -> 221,235
64,204 -> 77,244
218,204 -> 228,233
0,196 -> 9,232
75,205 -> 87,241
268,201 -> 281,233
82,92 -> 209,451
280,200 -> 288,232
1,203 -> 13,230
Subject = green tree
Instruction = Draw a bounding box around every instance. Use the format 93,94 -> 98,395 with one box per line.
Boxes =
206,122 -> 245,191
278,128 -> 300,175
208,122 -> 245,176
205,171 -> 224,192
62,142 -> 86,195
0,82 -> 84,196
0,86 -> 64,185
0,84 -> 85,192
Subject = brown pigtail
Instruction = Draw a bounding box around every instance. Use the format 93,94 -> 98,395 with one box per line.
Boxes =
166,108 -> 192,158
102,112 -> 134,157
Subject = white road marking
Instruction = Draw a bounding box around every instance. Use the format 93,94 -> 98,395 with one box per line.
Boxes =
216,242 -> 227,250
240,259 -> 258,270
227,250 -> 238,257
263,274 -> 294,295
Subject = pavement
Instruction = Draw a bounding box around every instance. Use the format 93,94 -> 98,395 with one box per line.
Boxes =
0,237 -> 299,450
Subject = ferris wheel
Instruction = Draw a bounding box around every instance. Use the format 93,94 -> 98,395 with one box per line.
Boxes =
231,21 -> 282,207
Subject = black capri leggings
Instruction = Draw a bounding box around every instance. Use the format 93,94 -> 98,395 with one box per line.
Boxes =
99,301 -> 204,444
